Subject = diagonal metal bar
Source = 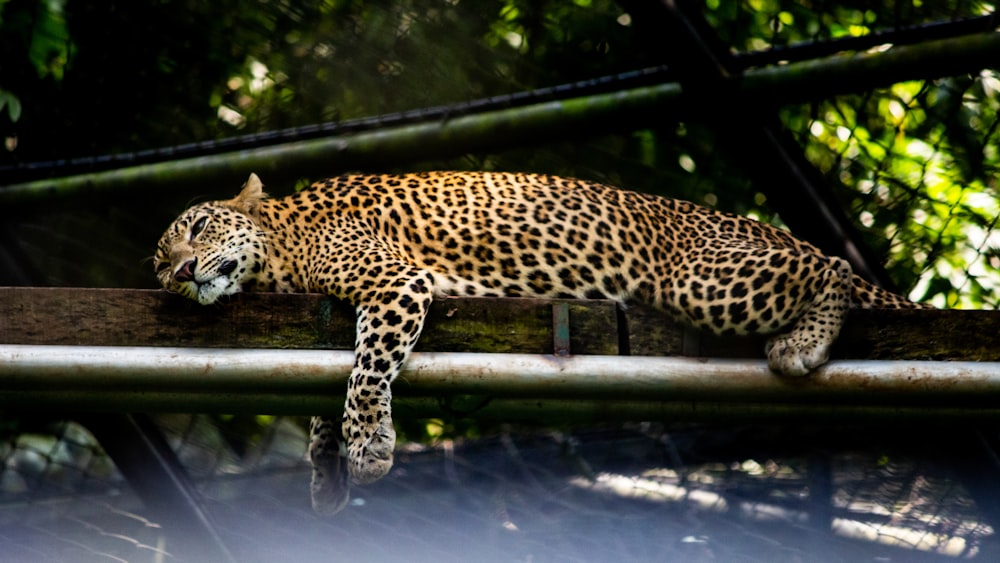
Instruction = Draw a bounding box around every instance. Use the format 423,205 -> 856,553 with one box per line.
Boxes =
80,414 -> 237,562
618,0 -> 899,289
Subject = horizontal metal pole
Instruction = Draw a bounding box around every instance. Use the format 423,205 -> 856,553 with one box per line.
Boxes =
2,345 -> 1000,417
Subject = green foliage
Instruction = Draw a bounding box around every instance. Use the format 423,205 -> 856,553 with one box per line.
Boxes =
0,0 -> 72,81
0,0 -> 72,131
0,88 -> 20,122
216,0 -> 644,133
706,0 -> 994,50
28,0 -> 71,79
781,75 -> 1000,308
703,0 -> 1000,308
1,0 -> 998,310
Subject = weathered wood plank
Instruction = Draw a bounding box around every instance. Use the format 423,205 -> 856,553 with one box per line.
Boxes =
2,287 -> 999,360
624,306 -> 1000,362
835,308 -> 1000,361
420,297 -> 619,354
0,287 -> 355,349
0,287 -> 620,354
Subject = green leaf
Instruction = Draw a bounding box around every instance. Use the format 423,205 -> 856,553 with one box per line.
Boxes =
28,0 -> 72,80
0,89 -> 22,122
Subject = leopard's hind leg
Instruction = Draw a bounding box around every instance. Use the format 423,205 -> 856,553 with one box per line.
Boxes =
763,254 -> 853,376
666,246 -> 852,377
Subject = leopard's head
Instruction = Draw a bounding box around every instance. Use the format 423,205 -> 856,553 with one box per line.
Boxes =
154,174 -> 270,305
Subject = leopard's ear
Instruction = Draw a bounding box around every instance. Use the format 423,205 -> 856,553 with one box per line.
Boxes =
229,173 -> 268,217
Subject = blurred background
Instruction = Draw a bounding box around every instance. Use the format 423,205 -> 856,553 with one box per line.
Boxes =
2,1 -> 1000,561
2,0 -> 998,308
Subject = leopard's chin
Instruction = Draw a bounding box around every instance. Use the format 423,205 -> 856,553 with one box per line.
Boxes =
195,276 -> 241,305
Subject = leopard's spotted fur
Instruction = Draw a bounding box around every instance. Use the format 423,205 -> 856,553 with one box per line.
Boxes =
154,172 -> 923,514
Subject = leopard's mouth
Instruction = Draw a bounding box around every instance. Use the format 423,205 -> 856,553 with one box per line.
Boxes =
193,275 -> 242,305
168,258 -> 242,305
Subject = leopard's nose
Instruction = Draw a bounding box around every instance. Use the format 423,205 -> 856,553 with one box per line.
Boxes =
174,259 -> 196,282
219,259 -> 238,276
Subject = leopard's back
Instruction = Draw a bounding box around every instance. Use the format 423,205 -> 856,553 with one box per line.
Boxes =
263,171 -> 875,337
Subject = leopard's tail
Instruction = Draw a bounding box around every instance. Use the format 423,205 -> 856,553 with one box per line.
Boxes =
851,275 -> 931,309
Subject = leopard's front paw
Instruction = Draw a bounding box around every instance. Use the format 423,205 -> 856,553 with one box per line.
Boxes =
347,415 -> 396,484
765,334 -> 830,377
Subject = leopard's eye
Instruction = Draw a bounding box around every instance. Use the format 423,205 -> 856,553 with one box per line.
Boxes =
190,216 -> 208,239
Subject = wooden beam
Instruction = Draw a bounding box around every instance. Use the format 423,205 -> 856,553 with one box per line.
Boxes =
0,287 -> 618,354
2,287 -> 999,419
3,287 -> 998,361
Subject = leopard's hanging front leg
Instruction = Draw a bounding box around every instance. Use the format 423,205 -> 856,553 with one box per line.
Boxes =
341,264 -> 435,484
307,237 -> 436,512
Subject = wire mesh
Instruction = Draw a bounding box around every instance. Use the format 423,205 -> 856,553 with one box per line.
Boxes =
2,418 -> 998,562
784,74 -> 1000,308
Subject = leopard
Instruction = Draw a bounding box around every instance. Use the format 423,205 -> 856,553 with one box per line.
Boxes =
153,171 -> 923,515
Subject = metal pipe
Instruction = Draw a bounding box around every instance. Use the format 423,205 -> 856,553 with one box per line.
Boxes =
2,345 -> 1000,414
